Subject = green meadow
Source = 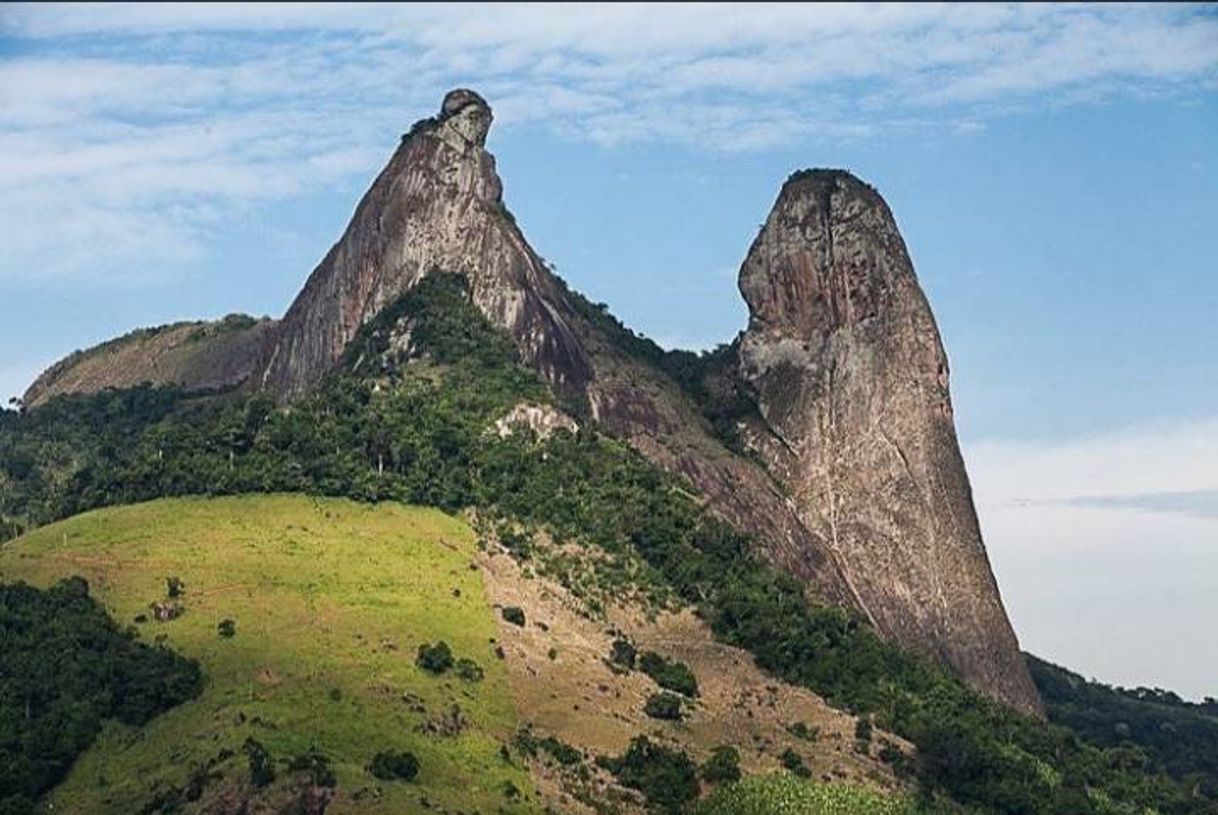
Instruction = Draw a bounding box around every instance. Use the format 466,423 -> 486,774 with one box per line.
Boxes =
0,494 -> 537,814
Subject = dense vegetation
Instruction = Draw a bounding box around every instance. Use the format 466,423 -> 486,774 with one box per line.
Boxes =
693,774 -> 913,815
2,272 -> 1214,814
1029,654 -> 1218,798
0,578 -> 202,815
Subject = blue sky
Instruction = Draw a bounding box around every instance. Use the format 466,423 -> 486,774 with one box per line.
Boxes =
1,3 -> 1216,697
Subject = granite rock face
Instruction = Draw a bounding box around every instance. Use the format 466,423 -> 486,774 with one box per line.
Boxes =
25,91 -> 1040,715
734,170 -> 1041,714
23,316 -> 275,407
254,89 -> 591,400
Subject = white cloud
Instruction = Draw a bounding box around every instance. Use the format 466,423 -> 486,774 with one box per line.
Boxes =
0,3 -> 1214,285
965,417 -> 1218,699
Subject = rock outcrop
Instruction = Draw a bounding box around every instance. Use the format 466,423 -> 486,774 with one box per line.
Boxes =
23,90 -> 1041,715
254,89 -> 591,401
734,169 -> 1040,713
23,315 -> 275,407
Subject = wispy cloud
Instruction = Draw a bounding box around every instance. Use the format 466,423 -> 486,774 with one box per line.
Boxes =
965,417 -> 1218,699
1,3 -> 1215,286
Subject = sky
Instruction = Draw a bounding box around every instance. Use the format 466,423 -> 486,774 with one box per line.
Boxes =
1,3 -> 1216,698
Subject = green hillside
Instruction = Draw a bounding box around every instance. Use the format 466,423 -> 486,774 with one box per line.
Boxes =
0,495 -> 536,814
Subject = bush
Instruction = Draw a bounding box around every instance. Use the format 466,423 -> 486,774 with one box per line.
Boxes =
289,748 -> 336,787
244,738 -> 274,787
702,745 -> 741,784
645,691 -> 684,721
787,721 -> 820,742
416,641 -> 454,673
599,736 -> 699,814
455,657 -> 484,682
780,748 -> 811,778
369,750 -> 419,782
609,637 -> 637,669
639,651 -> 698,697
217,619 -> 236,638
502,606 -> 526,626
166,576 -> 185,598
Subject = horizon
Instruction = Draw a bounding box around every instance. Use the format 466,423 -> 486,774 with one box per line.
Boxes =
1,3 -> 1215,700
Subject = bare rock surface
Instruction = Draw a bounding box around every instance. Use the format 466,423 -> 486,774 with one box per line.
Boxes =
253,89 -> 592,400
735,169 -> 1041,714
23,316 -> 275,407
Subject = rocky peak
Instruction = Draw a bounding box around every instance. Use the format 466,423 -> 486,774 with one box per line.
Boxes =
253,89 -> 591,400
735,169 -> 1043,715
438,88 -> 492,147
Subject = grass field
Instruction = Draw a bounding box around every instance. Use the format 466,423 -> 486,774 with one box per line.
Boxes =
0,495 -> 537,814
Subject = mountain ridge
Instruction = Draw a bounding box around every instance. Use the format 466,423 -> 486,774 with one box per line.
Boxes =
21,89 -> 1038,715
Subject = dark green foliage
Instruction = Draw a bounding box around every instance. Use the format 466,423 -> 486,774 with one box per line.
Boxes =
780,748 -> 812,778
217,619 -> 236,638
701,745 -> 741,784
0,578 -> 203,815
856,715 -> 873,752
166,576 -> 184,598
288,748 -> 337,787
598,736 -> 699,814
609,637 -> 636,669
1028,654 -> 1218,796
415,641 -> 454,674
786,721 -> 820,742
367,750 -> 421,779
512,726 -> 582,767
4,271 -> 1214,814
501,606 -> 526,627
644,691 -> 684,721
454,657 -> 484,682
243,738 -> 274,788
638,651 -> 698,697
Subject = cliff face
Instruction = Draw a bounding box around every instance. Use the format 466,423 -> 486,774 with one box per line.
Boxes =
734,170 -> 1040,713
254,90 -> 591,401
24,90 -> 1040,715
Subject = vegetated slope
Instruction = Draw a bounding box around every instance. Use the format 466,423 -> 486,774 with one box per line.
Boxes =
0,577 -> 201,815
21,88 -> 1035,715
476,536 -> 909,813
1028,655 -> 1218,797
22,315 -> 276,409
0,274 -> 1213,814
0,495 -> 536,815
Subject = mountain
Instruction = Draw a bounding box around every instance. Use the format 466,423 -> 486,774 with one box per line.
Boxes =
22,89 -> 1036,716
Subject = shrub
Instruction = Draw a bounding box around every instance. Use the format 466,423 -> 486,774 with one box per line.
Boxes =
639,651 -> 698,697
598,736 -> 699,814
702,745 -> 741,784
244,738 -> 274,787
166,576 -> 185,598
416,641 -> 454,673
217,619 -> 236,638
289,749 -> 336,787
502,606 -> 526,626
609,637 -> 637,669
369,750 -> 419,782
455,657 -> 484,682
787,721 -> 820,742
645,691 -> 684,721
780,748 -> 811,778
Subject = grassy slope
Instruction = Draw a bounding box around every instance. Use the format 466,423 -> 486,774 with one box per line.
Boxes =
0,495 -> 536,814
